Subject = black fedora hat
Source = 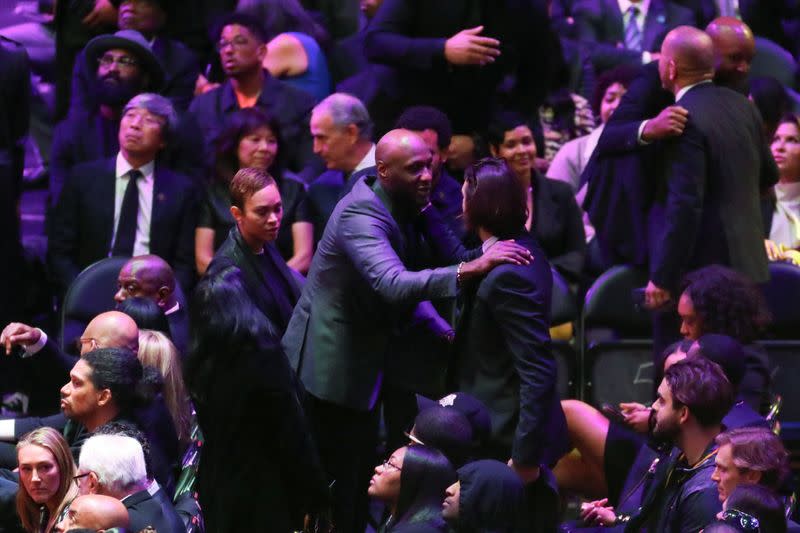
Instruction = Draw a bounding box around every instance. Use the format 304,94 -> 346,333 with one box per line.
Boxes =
84,29 -> 165,92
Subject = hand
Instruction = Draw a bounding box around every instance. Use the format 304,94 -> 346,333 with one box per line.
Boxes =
0,323 -> 41,355
622,406 -> 652,434
194,74 -> 221,96
508,459 -> 540,484
444,26 -> 501,66
644,280 -> 670,310
642,105 -> 689,142
619,402 -> 647,414
82,0 -> 118,29
765,239 -> 786,262
580,499 -> 617,526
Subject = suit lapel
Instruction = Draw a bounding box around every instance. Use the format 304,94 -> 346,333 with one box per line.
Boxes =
150,166 -> 170,254
265,243 -> 300,301
642,0 -> 667,52
608,0 -> 625,41
97,159 -> 117,250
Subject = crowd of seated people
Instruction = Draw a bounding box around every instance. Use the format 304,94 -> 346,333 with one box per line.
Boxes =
1,0 -> 800,531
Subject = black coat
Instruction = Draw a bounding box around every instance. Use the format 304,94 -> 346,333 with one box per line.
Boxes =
48,158 -> 200,293
454,232 -> 568,467
124,489 -> 184,533
207,226 -> 302,335
649,83 -> 777,291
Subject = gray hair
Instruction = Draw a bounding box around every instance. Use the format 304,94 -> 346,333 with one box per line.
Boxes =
122,93 -> 178,141
312,92 -> 373,140
79,435 -> 148,496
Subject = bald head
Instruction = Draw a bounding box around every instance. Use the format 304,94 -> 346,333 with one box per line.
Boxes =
82,311 -> 139,355
375,129 -> 434,208
659,26 -> 715,94
114,254 -> 176,309
54,494 -> 130,532
706,17 -> 755,90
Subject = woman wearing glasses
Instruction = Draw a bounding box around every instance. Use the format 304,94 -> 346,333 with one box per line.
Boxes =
368,445 -> 456,533
15,427 -> 78,533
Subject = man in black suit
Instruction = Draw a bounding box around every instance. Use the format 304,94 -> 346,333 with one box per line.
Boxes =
207,168 -> 302,335
188,13 -> 317,177
643,26 -> 774,310
307,92 -> 376,243
452,158 -> 568,478
49,93 -> 199,294
77,433 -> 183,533
70,0 -> 201,114
114,255 -> 189,356
573,0 -> 696,72
283,129 -> 532,532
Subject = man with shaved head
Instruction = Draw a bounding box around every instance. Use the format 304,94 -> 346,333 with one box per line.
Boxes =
283,128 -> 532,531
705,17 -> 756,92
115,254 -> 188,354
55,494 -> 131,532
644,26 -> 775,342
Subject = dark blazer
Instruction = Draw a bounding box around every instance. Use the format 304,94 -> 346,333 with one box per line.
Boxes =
582,62 -> 674,266
308,166 -> 373,244
207,226 -> 302,334
188,71 -> 317,176
573,0 -> 696,71
282,176 -> 458,411
454,232 -> 568,467
649,83 -> 776,291
166,305 -> 190,358
47,157 -> 200,293
532,172 -> 586,282
124,489 -> 184,533
70,36 -> 201,114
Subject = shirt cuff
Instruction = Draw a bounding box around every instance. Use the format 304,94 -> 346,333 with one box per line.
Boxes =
21,329 -> 47,358
637,120 -> 651,145
0,419 -> 15,441
642,51 -> 652,64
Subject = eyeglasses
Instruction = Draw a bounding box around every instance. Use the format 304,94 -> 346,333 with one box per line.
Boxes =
98,54 -> 139,68
721,509 -> 760,531
216,37 -> 253,52
381,458 -> 402,472
73,472 -> 92,486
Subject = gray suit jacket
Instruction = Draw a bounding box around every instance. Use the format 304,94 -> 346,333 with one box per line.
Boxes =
282,176 -> 457,411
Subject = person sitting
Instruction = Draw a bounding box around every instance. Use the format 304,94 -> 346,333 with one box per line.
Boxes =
188,12 -> 316,177
368,445 -> 456,533
54,494 -> 130,533
407,407 -> 474,469
763,113 -> 800,263
15,428 -> 79,532
114,255 -> 189,356
206,167 -> 303,335
195,107 -> 313,275
75,434 -> 182,533
116,298 -> 170,336
442,459 -> 527,533
712,428 -> 791,504
70,0 -> 200,114
415,393 -> 493,457
487,111 -> 586,282
49,93 -> 200,295
718,484 -> 788,533
136,330 -> 192,448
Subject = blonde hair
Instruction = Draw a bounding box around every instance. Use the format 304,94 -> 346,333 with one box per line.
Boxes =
16,427 -> 78,532
138,329 -> 192,444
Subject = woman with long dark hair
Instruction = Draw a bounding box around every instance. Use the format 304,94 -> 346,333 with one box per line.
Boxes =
185,266 -> 326,531
368,445 -> 456,532
195,107 -> 313,274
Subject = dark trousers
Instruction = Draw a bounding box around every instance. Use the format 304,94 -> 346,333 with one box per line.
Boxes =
651,307 -> 682,390
382,380 -> 420,456
306,395 -> 379,533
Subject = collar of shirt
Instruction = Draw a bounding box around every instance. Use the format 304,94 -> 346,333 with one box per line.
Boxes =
116,152 -> 155,181
353,144 -> 377,174
675,79 -> 712,102
618,0 -> 650,21
775,181 -> 800,204
481,236 -> 499,254
164,301 -> 180,315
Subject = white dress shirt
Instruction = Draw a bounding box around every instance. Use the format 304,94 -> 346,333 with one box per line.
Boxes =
112,153 -> 155,257
770,181 -> 800,249
353,143 -> 377,175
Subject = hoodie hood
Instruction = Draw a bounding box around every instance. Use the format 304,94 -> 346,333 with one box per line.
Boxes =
457,460 -> 524,532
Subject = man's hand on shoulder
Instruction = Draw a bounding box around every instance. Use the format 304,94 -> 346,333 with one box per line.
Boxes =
508,459 -> 540,484
459,240 -> 532,283
642,105 -> 688,142
444,26 -> 501,66
1,323 -> 42,355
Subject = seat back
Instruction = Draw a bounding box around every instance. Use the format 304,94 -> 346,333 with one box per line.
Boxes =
551,267 -> 579,325
551,268 -> 579,398
762,263 -> 800,339
582,265 -> 651,336
59,257 -> 129,352
760,340 -> 800,423
584,340 -> 653,407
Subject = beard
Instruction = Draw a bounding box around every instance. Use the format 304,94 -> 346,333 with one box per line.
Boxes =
650,413 -> 680,446
94,73 -> 144,107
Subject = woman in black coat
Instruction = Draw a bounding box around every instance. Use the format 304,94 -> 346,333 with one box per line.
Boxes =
185,266 -> 327,531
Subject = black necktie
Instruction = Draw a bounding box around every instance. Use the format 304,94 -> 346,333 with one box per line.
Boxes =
112,169 -> 142,257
